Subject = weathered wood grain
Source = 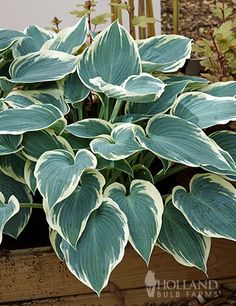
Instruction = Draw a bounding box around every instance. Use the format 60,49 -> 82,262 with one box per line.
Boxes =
0,239 -> 235,304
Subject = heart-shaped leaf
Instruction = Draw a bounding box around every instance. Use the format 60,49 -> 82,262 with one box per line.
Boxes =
105,180 -> 163,263
60,198 -> 129,295
42,16 -> 88,54
90,124 -> 142,160
90,73 -> 165,103
173,173 -> 236,241
171,92 -> 236,128
77,21 -> 141,91
135,114 -> 236,176
138,35 -> 191,73
45,169 -> 105,248
35,149 -> 97,208
66,118 -> 113,138
157,196 -> 211,272
0,104 -> 66,135
9,50 -> 78,83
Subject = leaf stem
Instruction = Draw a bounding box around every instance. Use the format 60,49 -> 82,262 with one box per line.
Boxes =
154,164 -> 188,184
110,100 -> 123,122
20,203 -> 43,209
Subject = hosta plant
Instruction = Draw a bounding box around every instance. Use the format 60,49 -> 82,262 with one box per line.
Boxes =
0,17 -> 236,295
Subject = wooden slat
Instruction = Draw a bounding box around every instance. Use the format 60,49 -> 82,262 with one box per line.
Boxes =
0,239 -> 236,303
3,279 -> 236,306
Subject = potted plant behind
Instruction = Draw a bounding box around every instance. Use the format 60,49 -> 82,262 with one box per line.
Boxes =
0,13 -> 236,304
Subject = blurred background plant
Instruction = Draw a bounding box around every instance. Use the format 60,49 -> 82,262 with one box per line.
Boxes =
193,0 -> 236,82
69,0 -> 158,38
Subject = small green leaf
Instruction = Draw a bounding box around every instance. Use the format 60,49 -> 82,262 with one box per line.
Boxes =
91,13 -> 112,25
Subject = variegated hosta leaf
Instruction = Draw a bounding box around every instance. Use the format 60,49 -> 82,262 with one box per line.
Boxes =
35,149 -> 97,209
0,172 -> 32,239
78,21 -> 141,92
12,25 -> 54,57
0,154 -> 25,183
171,92 -> 236,128
66,118 -> 113,138
90,73 -> 165,103
24,160 -> 37,193
173,173 -> 236,241
62,72 -> 90,104
210,130 -> 236,181
200,81 -> 236,97
49,228 -> 64,261
97,157 -> 133,177
135,114 -> 236,175
126,80 -> 188,115
5,88 -> 69,115
42,16 -> 88,54
157,197 -> 211,272
0,29 -> 26,53
0,135 -> 23,155
210,131 -> 236,162
0,104 -> 66,135
105,180 -> 163,263
0,193 -> 19,243
44,170 -> 105,248
60,198 -> 129,295
90,124 -> 142,160
138,35 -> 191,73
9,50 -> 78,83
165,74 -> 208,85
22,130 -> 73,162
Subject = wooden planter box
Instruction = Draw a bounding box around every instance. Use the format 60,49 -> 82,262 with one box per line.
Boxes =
0,239 -> 236,305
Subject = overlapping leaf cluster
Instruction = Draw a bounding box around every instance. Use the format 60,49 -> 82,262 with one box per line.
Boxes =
0,17 -> 236,295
